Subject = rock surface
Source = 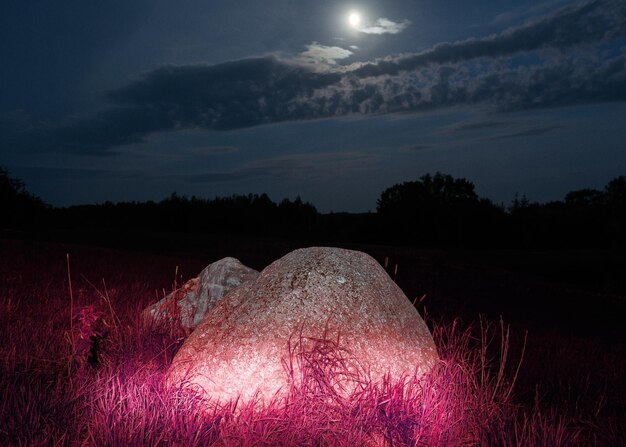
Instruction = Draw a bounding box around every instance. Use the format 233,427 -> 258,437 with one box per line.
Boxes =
167,247 -> 439,402
144,257 -> 259,330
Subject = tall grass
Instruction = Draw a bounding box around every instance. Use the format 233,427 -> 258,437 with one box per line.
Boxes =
0,240 -> 622,446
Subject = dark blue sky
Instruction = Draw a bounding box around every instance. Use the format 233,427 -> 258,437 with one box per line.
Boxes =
2,0 -> 625,212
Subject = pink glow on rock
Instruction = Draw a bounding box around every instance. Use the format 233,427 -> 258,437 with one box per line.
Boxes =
167,247 -> 439,403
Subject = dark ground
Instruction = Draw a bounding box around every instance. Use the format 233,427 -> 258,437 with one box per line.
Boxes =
4,228 -> 624,337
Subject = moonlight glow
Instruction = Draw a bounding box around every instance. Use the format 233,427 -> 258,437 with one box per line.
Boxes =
348,11 -> 361,27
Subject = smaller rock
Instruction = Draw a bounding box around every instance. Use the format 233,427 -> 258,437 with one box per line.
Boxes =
144,257 -> 259,330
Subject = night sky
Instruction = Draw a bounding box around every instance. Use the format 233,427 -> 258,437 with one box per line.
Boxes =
2,0 -> 625,212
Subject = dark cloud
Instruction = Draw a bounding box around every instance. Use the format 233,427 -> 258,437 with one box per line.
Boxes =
493,0 -> 573,25
401,144 -> 433,152
189,146 -> 239,155
176,152 -> 377,184
488,125 -> 562,141
107,57 -> 341,130
183,168 -> 274,184
4,0 -> 625,155
1,57 -> 341,155
447,120 -> 514,133
11,166 -> 144,180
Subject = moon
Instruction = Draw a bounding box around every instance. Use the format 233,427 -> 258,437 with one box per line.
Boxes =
348,11 -> 361,28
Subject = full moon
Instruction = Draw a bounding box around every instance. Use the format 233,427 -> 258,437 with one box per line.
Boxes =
348,11 -> 361,27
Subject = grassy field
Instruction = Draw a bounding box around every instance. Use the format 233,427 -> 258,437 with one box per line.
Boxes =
1,237 -> 624,446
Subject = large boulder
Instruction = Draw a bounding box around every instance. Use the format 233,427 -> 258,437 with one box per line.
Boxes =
144,257 -> 259,330
167,247 -> 439,403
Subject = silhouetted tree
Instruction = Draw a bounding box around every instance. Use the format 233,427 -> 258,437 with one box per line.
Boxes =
602,176 -> 626,245
376,172 -> 501,246
605,176 -> 626,215
564,188 -> 603,208
277,196 -> 318,235
377,173 -> 479,213
23,169 -> 626,249
509,193 -> 530,213
507,176 -> 626,248
0,166 -> 47,228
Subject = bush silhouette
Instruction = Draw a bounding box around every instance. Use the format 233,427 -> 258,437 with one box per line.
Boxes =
0,166 -> 47,228
376,172 -> 504,246
3,166 -> 626,248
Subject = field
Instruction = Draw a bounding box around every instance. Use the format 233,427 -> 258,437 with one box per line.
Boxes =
1,236 -> 624,446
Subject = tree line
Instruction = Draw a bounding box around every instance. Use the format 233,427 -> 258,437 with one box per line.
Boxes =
2,167 -> 626,248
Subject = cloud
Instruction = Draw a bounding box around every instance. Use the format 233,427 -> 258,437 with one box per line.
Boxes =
447,120 -> 514,133
3,57 -> 342,154
493,0 -> 573,25
4,0 -> 626,155
188,146 -> 238,155
401,144 -> 433,152
488,125 -> 562,140
356,17 -> 410,35
352,0 -> 626,78
106,56 -> 341,128
11,166 -> 143,180
299,43 -> 353,68
177,151 -> 377,184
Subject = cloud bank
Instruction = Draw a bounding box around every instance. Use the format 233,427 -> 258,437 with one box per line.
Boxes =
4,0 -> 625,155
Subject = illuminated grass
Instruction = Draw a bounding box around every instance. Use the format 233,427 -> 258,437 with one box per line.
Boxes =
0,241 -> 622,446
